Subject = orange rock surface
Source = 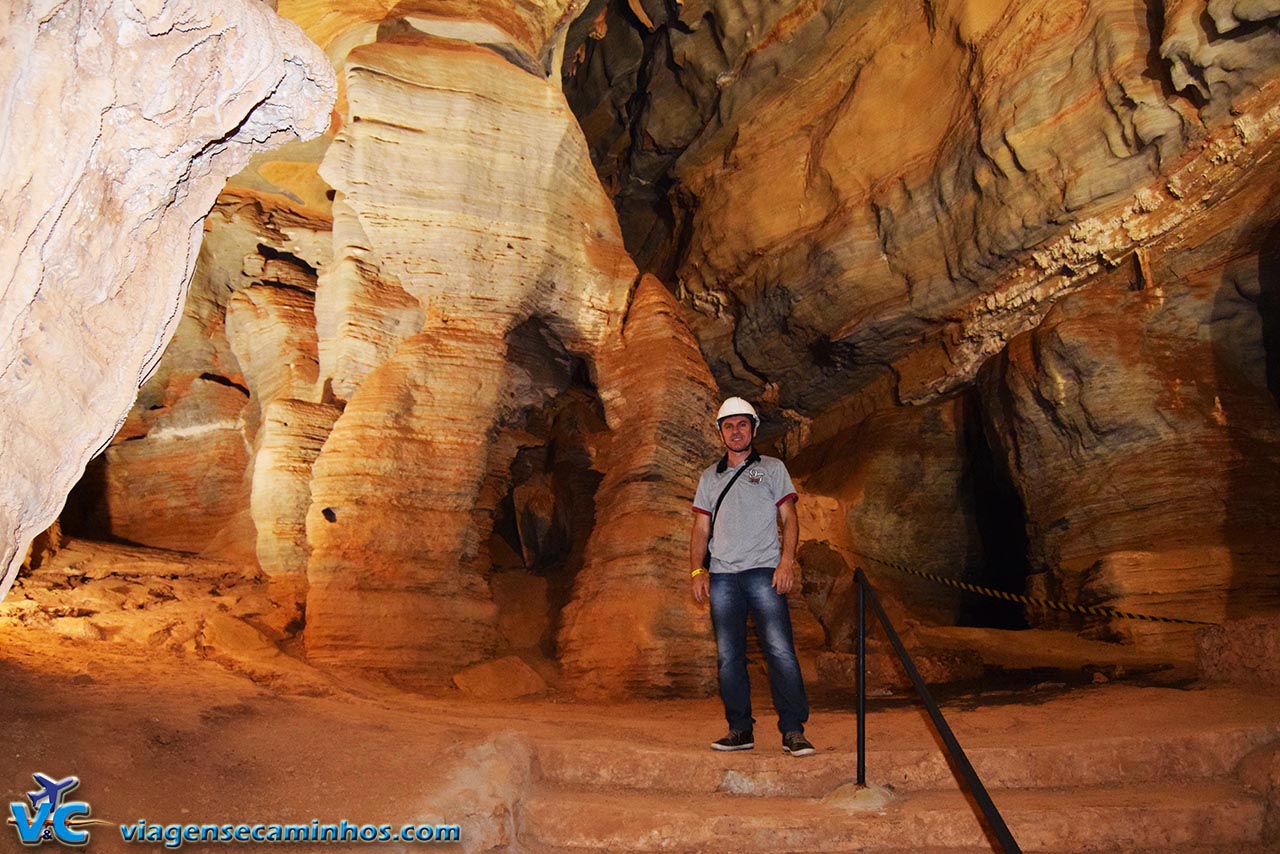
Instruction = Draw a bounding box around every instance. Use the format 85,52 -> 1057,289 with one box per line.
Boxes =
22,0 -> 1280,697
558,275 -> 722,697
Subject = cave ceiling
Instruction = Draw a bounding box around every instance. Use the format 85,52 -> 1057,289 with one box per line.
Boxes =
560,0 -> 1280,420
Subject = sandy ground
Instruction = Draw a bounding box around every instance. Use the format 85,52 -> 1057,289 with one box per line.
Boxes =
1,540 -> 1277,853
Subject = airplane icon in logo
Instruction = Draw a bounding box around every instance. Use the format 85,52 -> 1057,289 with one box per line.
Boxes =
26,774 -> 79,811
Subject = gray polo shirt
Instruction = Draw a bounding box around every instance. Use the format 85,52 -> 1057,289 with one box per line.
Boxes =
693,452 -> 798,574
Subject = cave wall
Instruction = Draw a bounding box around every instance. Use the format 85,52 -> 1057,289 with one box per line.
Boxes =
0,0 -> 336,599
796,394 -> 1017,627
65,196 -> 333,560
300,28 -> 637,681
565,0 -> 1280,401
37,0 -> 1280,692
979,170 -> 1280,640
673,0 -> 1280,410
557,275 -> 722,697
565,0 -> 1280,639
69,5 -> 723,688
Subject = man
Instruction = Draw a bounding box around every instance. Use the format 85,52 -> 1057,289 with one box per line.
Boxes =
689,397 -> 815,757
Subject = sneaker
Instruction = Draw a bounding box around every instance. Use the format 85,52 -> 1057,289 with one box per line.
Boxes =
711,730 -> 754,751
782,731 -> 815,757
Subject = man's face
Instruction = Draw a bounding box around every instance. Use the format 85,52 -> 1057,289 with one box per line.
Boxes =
719,415 -> 755,453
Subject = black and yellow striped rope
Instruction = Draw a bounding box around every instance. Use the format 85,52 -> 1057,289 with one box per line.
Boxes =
858,553 -> 1216,626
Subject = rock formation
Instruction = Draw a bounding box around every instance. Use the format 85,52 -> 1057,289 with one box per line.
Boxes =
303,26 -> 637,681
35,0 -> 1280,693
64,194 -> 334,563
557,274 -> 722,697
979,172 -> 1280,639
566,0 -> 1280,643
0,0 -> 336,598
796,394 -> 1028,633
49,3 -> 731,691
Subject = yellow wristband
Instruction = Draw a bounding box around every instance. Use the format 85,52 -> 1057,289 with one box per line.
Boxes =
690,568 -> 707,578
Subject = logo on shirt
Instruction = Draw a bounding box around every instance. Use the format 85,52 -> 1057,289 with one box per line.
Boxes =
746,468 -> 765,484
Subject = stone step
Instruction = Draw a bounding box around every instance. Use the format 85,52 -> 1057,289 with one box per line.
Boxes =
533,724 -> 1275,797
518,780 -> 1265,853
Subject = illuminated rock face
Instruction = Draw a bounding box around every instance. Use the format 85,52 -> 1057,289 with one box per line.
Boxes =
314,199 -> 424,406
55,5 -> 723,689
557,275 -> 722,698
796,395 -> 1010,630
0,0 -> 336,598
278,0 -> 586,68
571,1 -> 1280,405
567,0 -> 1280,641
85,377 -> 252,554
48,0 -> 1280,689
668,1 -> 1280,408
65,196 -> 333,565
302,30 -> 639,680
250,399 -> 341,583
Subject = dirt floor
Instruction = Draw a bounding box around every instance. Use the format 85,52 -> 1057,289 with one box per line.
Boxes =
1,541 -> 1277,854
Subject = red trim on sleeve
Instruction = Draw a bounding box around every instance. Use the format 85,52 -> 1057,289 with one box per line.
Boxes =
775,493 -> 798,507
692,507 -> 712,517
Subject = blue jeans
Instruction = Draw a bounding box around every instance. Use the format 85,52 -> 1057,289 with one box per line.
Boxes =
709,567 -> 810,735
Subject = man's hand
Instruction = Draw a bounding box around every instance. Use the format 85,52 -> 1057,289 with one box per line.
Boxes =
689,511 -> 712,604
773,495 -> 799,594
772,557 -> 796,594
692,571 -> 710,604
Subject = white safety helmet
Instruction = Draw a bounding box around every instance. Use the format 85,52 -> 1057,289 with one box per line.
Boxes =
716,397 -> 759,429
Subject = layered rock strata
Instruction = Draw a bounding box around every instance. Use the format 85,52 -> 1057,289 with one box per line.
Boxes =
678,0 -> 1280,410
250,400 -> 341,583
85,377 -> 252,553
796,394 -> 1028,637
0,0 -> 335,597
305,329 -> 509,675
279,0 -> 589,70
979,172 -> 1280,639
225,246 -> 337,582
304,30 -> 636,679
39,0 -> 1280,690
568,0 -> 1280,646
557,275 -> 722,697
58,9 -> 742,692
569,0 -> 1280,409
65,195 -> 333,560
314,199 -> 423,404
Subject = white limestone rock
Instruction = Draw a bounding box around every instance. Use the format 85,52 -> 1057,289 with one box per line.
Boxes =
0,0 -> 336,597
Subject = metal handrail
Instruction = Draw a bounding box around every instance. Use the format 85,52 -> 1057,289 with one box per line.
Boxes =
855,567 -> 1022,854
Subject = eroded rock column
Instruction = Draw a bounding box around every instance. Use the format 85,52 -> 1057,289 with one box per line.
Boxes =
305,325 -> 512,675
64,195 -> 333,566
558,275 -> 721,698
304,29 -> 636,680
225,237 -> 339,582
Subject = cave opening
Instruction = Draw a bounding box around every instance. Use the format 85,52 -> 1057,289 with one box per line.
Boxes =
1259,221 -> 1280,403
959,390 -> 1031,630
60,458 -> 112,545
487,320 -> 606,665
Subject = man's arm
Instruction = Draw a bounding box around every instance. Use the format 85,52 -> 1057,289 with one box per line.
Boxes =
772,496 -> 799,594
689,510 -> 711,603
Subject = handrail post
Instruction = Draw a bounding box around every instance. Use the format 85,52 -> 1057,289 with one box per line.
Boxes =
856,567 -> 866,787
853,566 -> 1021,854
